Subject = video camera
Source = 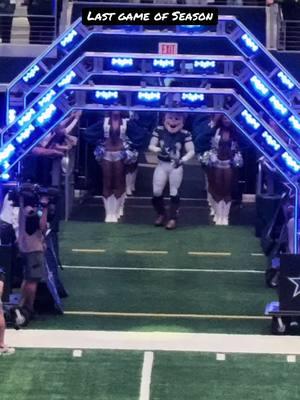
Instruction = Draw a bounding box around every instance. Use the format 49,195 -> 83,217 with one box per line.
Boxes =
8,183 -> 60,208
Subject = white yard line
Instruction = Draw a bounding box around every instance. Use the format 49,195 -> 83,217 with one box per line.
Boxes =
126,250 -> 168,255
139,352 -> 154,400
63,311 -> 269,320
188,252 -> 231,256
72,249 -> 106,253
6,330 -> 300,355
62,265 -> 264,274
69,250 -> 264,257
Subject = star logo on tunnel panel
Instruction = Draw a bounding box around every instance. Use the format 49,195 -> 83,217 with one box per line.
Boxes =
288,277 -> 300,298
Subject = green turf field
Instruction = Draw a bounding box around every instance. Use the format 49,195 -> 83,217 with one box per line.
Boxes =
2,218 -> 295,400
28,221 -> 276,334
1,349 -> 300,400
0,349 -> 142,400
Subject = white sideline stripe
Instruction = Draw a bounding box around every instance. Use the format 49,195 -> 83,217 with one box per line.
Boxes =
251,253 -> 265,257
6,330 -> 300,355
72,249 -> 106,253
126,250 -> 168,255
62,265 -> 264,274
139,352 -> 154,400
188,252 -> 231,256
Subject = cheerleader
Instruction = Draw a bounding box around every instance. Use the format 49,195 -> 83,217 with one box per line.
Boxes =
201,116 -> 243,225
94,111 -> 137,222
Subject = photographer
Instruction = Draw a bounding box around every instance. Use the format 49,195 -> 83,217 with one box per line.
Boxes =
17,186 -> 49,317
0,268 -> 15,355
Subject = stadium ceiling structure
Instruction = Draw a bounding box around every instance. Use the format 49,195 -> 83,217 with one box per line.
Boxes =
0,16 -> 300,252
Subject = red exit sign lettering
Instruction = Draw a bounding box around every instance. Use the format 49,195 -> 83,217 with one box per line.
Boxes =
158,42 -> 178,55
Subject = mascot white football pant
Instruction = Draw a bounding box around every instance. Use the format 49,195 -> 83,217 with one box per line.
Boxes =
153,161 -> 183,197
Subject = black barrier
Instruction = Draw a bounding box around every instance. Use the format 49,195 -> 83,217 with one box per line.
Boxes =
255,194 -> 282,238
279,254 -> 300,311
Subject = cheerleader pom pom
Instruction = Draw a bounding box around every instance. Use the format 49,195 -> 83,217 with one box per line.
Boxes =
232,152 -> 244,168
123,148 -> 138,165
94,145 -> 105,163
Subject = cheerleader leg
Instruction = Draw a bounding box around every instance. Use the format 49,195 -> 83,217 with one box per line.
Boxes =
221,167 -> 234,225
114,160 -> 126,220
102,160 -> 115,222
212,167 -> 224,225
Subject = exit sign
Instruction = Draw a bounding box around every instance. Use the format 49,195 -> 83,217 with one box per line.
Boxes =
158,42 -> 178,55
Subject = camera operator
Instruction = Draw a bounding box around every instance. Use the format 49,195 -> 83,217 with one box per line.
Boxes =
17,186 -> 49,318
0,268 -> 15,355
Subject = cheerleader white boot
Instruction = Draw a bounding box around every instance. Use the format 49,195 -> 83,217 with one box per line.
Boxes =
207,192 -> 214,216
110,195 -> 118,222
126,174 -> 132,196
104,195 -> 118,223
221,201 -> 231,226
103,196 -> 112,223
215,201 -> 223,225
117,193 -> 126,219
130,170 -> 137,193
212,199 -> 218,223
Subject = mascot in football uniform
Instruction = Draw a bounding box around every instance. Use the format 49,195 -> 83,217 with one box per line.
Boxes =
149,112 -> 195,229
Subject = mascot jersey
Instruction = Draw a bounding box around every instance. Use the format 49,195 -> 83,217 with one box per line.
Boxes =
152,126 -> 193,163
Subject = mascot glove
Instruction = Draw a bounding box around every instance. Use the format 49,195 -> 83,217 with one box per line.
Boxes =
160,146 -> 171,157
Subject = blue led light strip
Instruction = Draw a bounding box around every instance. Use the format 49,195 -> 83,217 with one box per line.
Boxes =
241,33 -> 259,53
137,91 -> 161,101
95,90 -> 118,100
60,29 -> 78,48
250,76 -> 269,97
7,51 -> 298,153
2,83 -> 300,251
262,131 -> 281,151
7,15 -> 300,128
153,59 -> 175,68
241,110 -> 260,130
277,71 -> 295,90
111,58 -> 133,68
